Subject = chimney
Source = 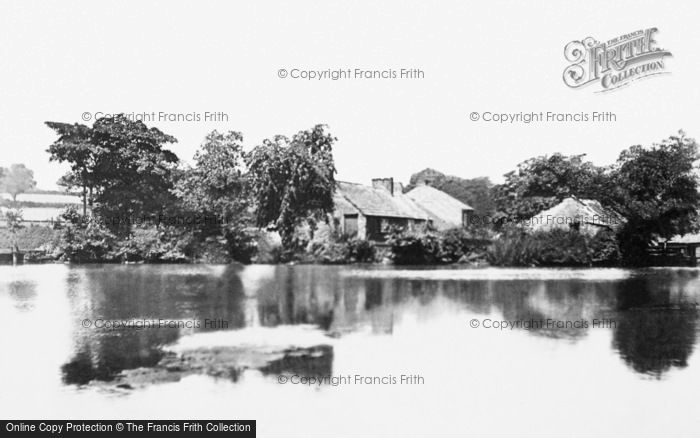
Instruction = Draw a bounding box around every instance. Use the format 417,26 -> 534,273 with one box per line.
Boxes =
372,177 -> 394,195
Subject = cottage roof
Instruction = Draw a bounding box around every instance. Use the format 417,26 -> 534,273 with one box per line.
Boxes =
529,197 -> 624,231
668,233 -> 700,244
335,181 -> 429,220
405,185 -> 473,229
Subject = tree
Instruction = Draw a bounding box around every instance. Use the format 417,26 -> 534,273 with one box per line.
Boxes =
173,130 -> 254,261
492,153 -> 611,224
246,124 -> 337,249
174,130 -> 248,221
44,122 -> 97,215
46,115 -> 179,234
609,131 -> 700,264
1,164 -> 36,201
3,207 -> 24,265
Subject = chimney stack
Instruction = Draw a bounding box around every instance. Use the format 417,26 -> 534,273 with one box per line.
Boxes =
371,177 -> 394,195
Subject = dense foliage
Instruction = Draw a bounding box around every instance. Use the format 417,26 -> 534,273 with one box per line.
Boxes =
31,120 -> 700,268
608,132 -> 700,264
46,115 -> 179,230
172,130 -> 255,262
246,125 -> 337,249
387,227 -> 490,265
308,237 -> 377,264
487,228 -> 620,267
491,153 -> 609,224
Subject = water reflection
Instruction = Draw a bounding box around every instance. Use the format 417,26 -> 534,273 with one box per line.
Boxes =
613,274 -> 699,377
3,265 -> 698,386
7,280 -> 38,312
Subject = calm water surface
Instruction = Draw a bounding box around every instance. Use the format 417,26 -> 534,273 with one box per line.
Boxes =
0,264 -> 698,437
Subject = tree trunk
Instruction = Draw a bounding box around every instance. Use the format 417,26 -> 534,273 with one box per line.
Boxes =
11,243 -> 18,266
82,185 -> 87,217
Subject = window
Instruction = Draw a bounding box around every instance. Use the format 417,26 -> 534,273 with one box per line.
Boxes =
344,214 -> 358,237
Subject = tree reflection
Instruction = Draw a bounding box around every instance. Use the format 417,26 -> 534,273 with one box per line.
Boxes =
58,264 -> 700,384
612,276 -> 699,378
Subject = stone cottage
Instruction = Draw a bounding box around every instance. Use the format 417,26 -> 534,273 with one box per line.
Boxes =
333,178 -> 429,242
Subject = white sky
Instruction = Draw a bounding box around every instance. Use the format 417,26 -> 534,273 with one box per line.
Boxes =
1,0 -> 699,190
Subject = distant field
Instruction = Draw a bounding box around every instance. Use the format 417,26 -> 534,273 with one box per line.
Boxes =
1,193 -> 82,205
1,191 -> 82,224
0,207 -> 67,222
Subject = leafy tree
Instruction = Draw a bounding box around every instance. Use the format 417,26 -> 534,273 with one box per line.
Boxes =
246,124 -> 337,249
57,207 -> 116,263
609,131 -> 700,264
44,122 -> 97,215
174,130 -> 248,222
492,153 -> 610,224
1,164 -> 37,201
46,115 -> 179,234
2,207 -> 24,264
173,130 -> 254,262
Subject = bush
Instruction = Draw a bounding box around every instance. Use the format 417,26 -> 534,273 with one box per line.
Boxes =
486,228 -> 541,267
437,227 -> 491,263
115,225 -> 190,263
223,225 -> 258,263
387,227 -> 491,265
536,228 -> 591,265
487,227 -> 621,267
58,208 -> 117,263
345,238 -> 376,263
308,237 -> 377,264
386,228 -> 442,265
587,229 -> 621,266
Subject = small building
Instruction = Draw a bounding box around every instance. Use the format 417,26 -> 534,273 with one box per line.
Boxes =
528,197 -> 624,236
333,178 -> 429,242
405,184 -> 474,231
662,233 -> 700,266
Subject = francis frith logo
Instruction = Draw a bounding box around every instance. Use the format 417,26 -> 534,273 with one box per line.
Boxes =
563,28 -> 672,92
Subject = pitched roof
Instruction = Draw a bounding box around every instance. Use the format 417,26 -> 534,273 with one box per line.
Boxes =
405,185 -> 473,230
335,181 -> 429,220
529,197 -> 624,231
668,233 -> 700,244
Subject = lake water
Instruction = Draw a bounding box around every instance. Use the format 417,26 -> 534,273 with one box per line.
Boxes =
0,264 -> 698,437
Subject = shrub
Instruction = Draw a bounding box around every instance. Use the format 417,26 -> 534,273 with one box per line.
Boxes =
486,228 -> 541,267
587,229 -> 621,266
309,241 -> 350,264
387,228 -> 442,265
535,228 -> 591,265
58,208 -> 117,263
487,227 -> 621,267
223,225 -> 257,263
345,238 -> 376,263
437,227 -> 491,263
308,237 -> 377,264
115,225 -> 190,263
387,227 -> 491,265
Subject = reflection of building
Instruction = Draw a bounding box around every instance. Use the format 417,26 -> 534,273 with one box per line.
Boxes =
405,184 -> 474,230
528,197 -> 624,236
333,179 -> 429,242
